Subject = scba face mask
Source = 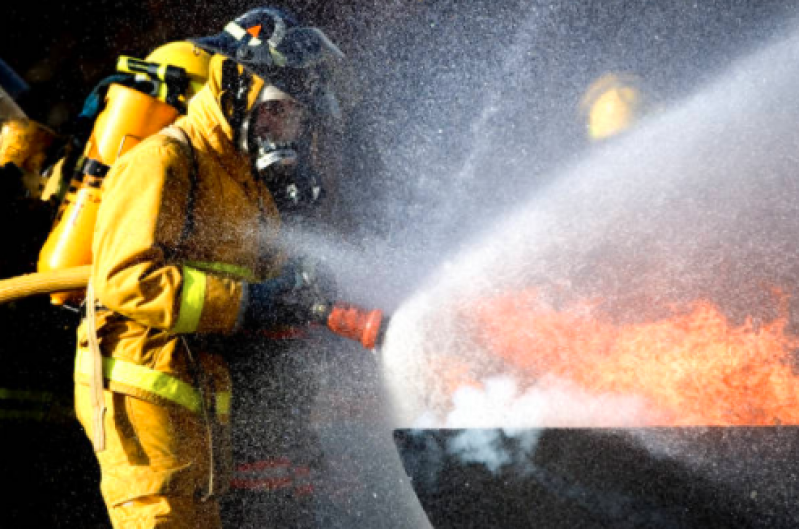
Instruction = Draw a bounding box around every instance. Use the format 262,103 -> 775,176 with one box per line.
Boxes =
256,149 -> 324,216
241,87 -> 323,213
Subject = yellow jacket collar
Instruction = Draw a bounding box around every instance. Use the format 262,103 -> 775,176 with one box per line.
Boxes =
183,54 -> 266,180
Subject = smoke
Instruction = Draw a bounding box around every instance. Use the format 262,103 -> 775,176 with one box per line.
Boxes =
428,374 -> 652,474
380,20 -> 799,439
446,428 -> 543,476
407,376 -> 654,475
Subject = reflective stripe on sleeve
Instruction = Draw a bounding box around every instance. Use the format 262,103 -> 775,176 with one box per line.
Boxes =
183,260 -> 256,281
172,266 -> 207,334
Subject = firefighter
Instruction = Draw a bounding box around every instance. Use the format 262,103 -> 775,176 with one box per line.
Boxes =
0,42 -> 214,527
579,72 -> 645,142
73,7 -> 343,527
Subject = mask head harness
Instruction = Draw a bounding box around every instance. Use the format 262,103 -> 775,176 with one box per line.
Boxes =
220,59 -> 253,147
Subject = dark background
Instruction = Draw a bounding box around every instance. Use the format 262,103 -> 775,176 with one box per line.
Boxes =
0,1 -> 394,127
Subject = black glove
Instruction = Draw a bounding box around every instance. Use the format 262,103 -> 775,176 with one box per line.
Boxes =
243,257 -> 337,330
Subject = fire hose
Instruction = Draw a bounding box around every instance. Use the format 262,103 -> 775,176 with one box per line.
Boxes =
0,265 -> 387,350
0,265 -> 91,305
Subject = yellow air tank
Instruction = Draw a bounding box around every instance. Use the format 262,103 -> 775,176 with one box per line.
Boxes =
38,84 -> 179,305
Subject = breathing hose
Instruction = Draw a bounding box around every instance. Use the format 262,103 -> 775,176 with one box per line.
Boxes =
0,265 -> 90,305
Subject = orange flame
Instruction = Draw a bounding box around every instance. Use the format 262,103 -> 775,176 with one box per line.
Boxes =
470,290 -> 799,425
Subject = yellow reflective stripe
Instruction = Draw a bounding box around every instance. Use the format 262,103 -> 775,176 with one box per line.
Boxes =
172,266 -> 207,334
216,391 -> 231,415
75,348 -> 202,413
0,388 -> 53,403
183,260 -> 256,281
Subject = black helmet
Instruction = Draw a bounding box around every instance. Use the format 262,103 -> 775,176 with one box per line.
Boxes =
190,7 -> 343,115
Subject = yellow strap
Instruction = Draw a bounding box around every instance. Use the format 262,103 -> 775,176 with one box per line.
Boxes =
75,347 -> 203,414
172,266 -> 207,334
183,260 -> 256,282
216,391 -> 232,415
87,280 -> 106,452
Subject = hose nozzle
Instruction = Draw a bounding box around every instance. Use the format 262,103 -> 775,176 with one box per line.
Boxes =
325,302 -> 386,350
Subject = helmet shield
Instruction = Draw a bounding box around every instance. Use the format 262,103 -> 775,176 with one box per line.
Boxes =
210,23 -> 343,70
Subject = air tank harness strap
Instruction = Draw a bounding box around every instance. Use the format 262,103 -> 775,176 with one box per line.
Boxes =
220,59 -> 252,146
159,125 -> 198,247
85,280 -> 106,452
74,346 -> 232,416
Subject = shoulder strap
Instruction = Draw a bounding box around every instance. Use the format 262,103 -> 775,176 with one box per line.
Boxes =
86,279 -> 106,453
160,125 -> 198,248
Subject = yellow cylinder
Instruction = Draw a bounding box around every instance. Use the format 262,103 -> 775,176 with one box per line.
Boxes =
51,170 -> 84,225
37,84 -> 179,305
92,83 -> 179,164
37,176 -> 102,305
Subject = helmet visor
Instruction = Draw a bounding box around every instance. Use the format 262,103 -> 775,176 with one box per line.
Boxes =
269,27 -> 344,68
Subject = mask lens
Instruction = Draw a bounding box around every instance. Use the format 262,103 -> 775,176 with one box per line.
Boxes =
250,100 -> 305,175
252,99 -> 306,144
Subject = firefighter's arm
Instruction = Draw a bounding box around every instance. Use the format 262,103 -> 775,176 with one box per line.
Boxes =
92,139 -> 244,333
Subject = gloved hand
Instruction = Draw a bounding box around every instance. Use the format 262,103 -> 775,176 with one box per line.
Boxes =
242,257 -> 337,330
